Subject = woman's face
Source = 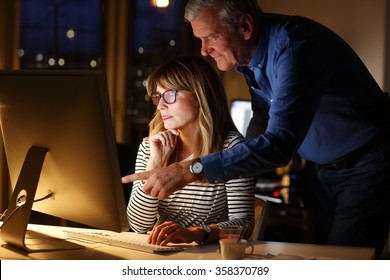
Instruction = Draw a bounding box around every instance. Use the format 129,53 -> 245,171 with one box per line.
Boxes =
155,85 -> 199,133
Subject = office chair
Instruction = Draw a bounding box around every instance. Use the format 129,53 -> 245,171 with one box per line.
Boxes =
249,195 -> 270,241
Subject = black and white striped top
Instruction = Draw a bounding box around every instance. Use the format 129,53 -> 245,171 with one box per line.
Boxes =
127,131 -> 255,237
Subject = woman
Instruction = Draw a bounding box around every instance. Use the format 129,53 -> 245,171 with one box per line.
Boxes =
127,56 -> 254,246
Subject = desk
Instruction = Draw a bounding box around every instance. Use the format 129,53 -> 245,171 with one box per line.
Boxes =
0,224 -> 375,260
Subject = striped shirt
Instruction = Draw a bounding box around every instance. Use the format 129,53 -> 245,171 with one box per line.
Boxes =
126,131 -> 255,238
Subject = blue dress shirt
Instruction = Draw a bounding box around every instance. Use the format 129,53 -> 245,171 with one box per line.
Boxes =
201,13 -> 390,184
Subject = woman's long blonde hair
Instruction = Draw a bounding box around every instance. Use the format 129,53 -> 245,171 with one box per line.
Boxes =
146,56 -> 238,164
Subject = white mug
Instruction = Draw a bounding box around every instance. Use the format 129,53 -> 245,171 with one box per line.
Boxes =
219,238 -> 254,260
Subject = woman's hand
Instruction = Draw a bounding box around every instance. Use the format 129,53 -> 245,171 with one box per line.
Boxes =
148,221 -> 201,246
147,130 -> 178,170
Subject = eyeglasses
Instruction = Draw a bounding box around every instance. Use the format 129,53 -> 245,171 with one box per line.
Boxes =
150,89 -> 181,106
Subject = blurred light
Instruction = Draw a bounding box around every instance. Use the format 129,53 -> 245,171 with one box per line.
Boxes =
66,29 -> 75,39
137,69 -> 143,77
138,47 -> 144,54
48,58 -> 55,66
169,40 -> 176,47
152,0 -> 169,8
18,49 -> 25,57
279,210 -> 287,216
35,53 -> 43,62
142,80 -> 147,87
58,58 -> 65,66
272,190 -> 280,197
281,174 -> 290,186
90,60 -> 97,68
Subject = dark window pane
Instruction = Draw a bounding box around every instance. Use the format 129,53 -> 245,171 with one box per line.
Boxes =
20,0 -> 102,69
126,1 -> 189,144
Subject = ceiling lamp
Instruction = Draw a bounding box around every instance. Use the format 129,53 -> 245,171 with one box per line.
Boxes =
152,0 -> 169,8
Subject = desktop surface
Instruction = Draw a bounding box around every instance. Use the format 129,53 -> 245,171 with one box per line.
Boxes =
0,223 -> 375,260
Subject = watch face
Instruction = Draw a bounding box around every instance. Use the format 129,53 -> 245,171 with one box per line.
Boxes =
192,161 -> 203,174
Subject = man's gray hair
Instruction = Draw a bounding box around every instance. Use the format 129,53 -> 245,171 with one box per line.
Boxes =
184,0 -> 262,32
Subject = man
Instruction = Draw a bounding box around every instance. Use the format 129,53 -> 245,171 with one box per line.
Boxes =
123,0 -> 390,257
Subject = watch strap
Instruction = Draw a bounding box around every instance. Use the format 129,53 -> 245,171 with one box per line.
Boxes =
199,223 -> 211,244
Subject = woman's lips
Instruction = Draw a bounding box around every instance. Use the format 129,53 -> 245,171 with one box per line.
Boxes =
162,115 -> 172,121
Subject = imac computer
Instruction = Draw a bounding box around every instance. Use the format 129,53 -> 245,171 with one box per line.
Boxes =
0,70 -> 129,251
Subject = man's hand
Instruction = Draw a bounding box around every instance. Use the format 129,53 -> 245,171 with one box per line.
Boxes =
121,161 -> 197,199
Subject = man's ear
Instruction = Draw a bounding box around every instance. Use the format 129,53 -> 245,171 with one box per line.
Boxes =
240,14 -> 254,40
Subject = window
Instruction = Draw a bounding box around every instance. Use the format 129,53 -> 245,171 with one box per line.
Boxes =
19,0 -> 102,69
125,0 -> 197,144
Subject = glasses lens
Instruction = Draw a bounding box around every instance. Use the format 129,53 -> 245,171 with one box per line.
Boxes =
151,90 -> 178,105
163,90 -> 177,104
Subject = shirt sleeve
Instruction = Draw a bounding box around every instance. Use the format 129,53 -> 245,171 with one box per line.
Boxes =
126,139 -> 159,233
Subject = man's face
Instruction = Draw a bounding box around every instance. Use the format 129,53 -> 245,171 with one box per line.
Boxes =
190,9 -> 249,71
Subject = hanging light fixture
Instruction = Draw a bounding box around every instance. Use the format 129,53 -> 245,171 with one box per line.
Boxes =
152,0 -> 169,8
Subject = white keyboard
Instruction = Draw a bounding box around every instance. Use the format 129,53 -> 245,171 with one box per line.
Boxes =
65,230 -> 184,254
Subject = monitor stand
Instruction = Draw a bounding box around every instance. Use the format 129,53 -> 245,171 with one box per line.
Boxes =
0,146 -> 83,251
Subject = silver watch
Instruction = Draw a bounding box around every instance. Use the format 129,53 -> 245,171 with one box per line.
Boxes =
190,158 -> 204,180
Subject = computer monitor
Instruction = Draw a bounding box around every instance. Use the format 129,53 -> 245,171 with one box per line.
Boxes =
230,99 -> 252,137
0,70 -> 129,251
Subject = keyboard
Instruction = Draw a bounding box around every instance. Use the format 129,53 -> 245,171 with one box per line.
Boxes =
65,230 -> 184,253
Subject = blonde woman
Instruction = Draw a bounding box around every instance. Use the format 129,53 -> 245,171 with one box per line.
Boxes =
127,56 -> 254,246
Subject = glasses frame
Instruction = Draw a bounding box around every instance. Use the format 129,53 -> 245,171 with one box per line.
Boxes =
150,89 -> 180,106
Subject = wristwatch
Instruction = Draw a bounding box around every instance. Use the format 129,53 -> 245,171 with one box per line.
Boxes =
199,223 -> 211,244
190,158 -> 204,180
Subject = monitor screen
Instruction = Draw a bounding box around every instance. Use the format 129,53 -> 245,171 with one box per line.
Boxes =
0,70 -> 129,250
230,99 -> 252,137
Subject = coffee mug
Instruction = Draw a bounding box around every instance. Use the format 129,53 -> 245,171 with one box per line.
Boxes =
219,238 -> 254,260
219,225 -> 243,239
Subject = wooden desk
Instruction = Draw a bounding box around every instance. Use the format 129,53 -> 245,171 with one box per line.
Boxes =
0,224 -> 375,260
